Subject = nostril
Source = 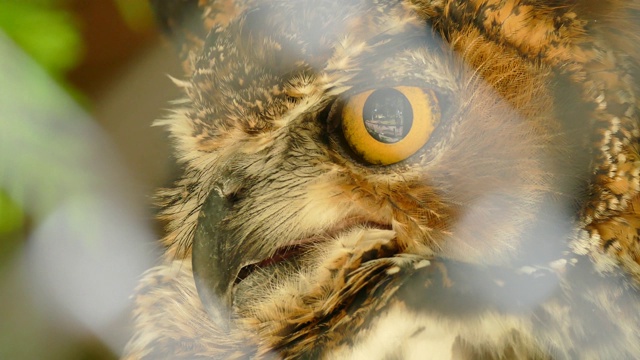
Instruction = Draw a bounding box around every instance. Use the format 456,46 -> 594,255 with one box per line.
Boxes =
213,179 -> 246,204
225,189 -> 244,204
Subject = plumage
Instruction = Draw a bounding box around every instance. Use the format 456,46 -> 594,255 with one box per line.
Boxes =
124,0 -> 640,358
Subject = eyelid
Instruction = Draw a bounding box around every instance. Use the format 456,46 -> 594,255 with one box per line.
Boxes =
341,86 -> 440,165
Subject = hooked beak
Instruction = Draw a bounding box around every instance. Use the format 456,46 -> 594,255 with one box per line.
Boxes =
192,189 -> 237,330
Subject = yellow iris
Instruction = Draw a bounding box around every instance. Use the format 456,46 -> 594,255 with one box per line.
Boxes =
341,86 -> 440,165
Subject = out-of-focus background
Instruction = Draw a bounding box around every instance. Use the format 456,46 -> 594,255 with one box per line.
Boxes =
0,1 -> 182,358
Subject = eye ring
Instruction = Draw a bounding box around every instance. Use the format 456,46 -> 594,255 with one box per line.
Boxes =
341,86 -> 440,165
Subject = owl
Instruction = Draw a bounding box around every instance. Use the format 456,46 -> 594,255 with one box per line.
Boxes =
123,0 -> 640,358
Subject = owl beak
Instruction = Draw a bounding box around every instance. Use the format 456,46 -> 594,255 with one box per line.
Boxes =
192,188 -> 317,329
192,189 -> 238,330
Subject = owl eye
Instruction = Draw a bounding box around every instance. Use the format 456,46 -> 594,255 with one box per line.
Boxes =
341,86 -> 440,165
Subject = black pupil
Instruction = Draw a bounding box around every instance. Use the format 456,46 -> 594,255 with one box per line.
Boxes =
362,88 -> 413,144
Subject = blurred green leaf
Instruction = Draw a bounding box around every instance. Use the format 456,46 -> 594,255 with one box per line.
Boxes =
0,2 -> 83,75
0,1 -> 89,238
0,191 -> 24,236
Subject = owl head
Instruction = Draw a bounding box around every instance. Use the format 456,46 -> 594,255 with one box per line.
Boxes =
124,0 -> 640,358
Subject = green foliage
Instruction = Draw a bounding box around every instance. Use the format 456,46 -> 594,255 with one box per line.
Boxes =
0,0 -> 83,242
0,1 -> 83,76
0,0 -> 155,246
0,191 -> 23,237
